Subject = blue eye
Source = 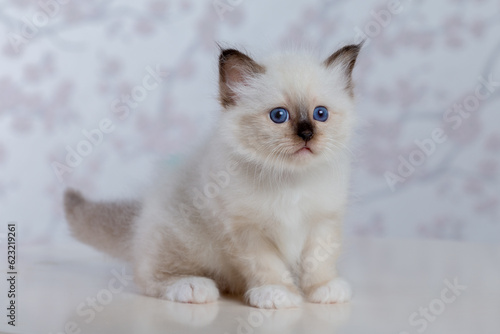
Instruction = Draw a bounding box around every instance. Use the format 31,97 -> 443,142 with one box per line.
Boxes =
269,108 -> 289,123
313,106 -> 328,122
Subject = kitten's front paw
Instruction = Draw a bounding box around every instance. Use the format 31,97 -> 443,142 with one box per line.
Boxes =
307,278 -> 352,304
163,277 -> 219,304
246,285 -> 302,309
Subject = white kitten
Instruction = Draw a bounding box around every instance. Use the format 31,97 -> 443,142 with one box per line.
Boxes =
64,43 -> 362,309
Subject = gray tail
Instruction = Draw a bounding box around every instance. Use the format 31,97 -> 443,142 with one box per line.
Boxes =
63,188 -> 141,261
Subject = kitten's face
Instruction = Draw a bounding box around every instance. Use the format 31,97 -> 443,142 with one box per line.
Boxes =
219,46 -> 361,171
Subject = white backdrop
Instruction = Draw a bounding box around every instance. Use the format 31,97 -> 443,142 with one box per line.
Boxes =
1,0 -> 499,244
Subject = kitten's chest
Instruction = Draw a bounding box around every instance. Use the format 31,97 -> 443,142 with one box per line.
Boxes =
262,177 -> 341,222
270,193 -> 309,264
225,172 -> 346,264
258,186 -> 330,264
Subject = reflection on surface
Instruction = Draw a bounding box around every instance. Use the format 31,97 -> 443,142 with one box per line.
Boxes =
222,301 -> 303,334
162,299 -> 220,326
69,292 -> 220,333
63,291 -> 350,334
305,302 -> 351,324
15,238 -> 500,334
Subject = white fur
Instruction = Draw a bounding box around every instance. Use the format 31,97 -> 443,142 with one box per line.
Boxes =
66,46 -> 361,308
246,285 -> 303,309
129,49 -> 358,308
307,278 -> 352,303
163,277 -> 220,304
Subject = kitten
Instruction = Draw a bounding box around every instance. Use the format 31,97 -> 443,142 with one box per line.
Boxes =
64,43 -> 362,309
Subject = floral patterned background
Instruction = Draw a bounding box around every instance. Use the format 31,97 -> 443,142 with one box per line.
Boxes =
1,0 -> 499,245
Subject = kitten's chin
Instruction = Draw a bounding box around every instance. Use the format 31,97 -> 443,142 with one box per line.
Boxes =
292,147 -> 315,164
287,145 -> 321,167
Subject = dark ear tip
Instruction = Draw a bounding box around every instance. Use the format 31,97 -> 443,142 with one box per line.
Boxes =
340,41 -> 365,56
219,48 -> 243,62
324,41 -> 363,68
345,41 -> 364,55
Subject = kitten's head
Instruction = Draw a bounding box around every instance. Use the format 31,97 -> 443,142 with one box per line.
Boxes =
218,44 -> 362,171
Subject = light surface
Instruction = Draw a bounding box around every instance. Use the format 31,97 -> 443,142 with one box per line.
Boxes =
1,237 -> 499,334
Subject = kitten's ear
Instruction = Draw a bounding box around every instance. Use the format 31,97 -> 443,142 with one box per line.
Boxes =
324,42 -> 363,94
219,48 -> 264,108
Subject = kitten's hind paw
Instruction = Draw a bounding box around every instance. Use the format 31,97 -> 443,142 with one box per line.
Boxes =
307,277 -> 352,304
163,277 -> 220,304
246,285 -> 302,309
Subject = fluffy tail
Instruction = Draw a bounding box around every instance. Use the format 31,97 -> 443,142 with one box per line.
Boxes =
63,189 -> 141,261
